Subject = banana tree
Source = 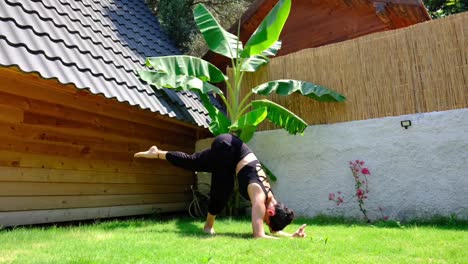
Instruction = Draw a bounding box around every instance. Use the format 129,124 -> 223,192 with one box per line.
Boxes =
138,0 -> 345,143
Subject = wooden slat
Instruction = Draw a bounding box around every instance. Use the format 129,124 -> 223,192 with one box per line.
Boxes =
0,203 -> 188,227
0,91 -> 30,110
0,105 -> 23,123
22,112 -> 195,149
0,133 -> 195,164
0,135 -> 134,162
0,150 -> 189,174
0,182 -> 190,196
0,166 -> 194,184
0,121 -> 193,155
0,193 -> 192,211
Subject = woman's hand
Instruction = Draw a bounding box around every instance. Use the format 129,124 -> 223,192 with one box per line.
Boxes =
292,224 -> 307,238
134,146 -> 159,159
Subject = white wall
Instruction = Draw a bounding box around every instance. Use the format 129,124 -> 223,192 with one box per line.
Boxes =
248,109 -> 468,221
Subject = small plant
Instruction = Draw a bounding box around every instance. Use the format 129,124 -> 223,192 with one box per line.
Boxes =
329,160 -> 387,223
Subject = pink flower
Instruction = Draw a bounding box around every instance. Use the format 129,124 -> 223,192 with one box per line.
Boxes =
338,197 -> 344,203
337,191 -> 342,195
357,189 -> 364,199
360,161 -> 365,165
362,181 -> 365,184
328,193 -> 335,201
361,168 -> 371,175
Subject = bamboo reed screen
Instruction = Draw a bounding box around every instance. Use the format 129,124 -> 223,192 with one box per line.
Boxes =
234,12 -> 468,130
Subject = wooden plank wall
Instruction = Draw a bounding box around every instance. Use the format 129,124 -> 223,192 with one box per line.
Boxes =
237,12 -> 468,130
0,67 -> 203,227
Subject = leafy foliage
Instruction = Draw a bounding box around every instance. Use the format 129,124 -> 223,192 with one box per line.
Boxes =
229,107 -> 268,142
146,0 -> 255,54
145,56 -> 226,83
199,93 -> 231,135
152,0 -> 197,52
251,100 -> 308,135
424,0 -> 468,18
253,80 -> 346,102
193,4 -> 243,59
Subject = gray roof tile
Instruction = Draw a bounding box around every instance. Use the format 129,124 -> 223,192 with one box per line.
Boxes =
0,0 -> 210,128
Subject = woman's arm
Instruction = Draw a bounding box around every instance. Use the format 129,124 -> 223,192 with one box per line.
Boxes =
248,184 -> 277,239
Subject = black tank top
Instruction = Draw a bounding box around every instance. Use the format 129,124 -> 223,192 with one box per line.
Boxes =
237,160 -> 272,201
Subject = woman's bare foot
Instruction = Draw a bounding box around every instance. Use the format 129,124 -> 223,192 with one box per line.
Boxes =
203,226 -> 215,235
134,146 -> 159,159
203,213 -> 216,235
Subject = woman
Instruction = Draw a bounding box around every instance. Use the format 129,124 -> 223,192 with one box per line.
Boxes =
134,133 -> 306,239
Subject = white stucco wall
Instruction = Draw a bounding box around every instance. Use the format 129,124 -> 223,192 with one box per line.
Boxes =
247,109 -> 468,221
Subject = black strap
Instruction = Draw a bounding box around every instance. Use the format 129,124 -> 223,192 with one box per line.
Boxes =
255,163 -> 273,197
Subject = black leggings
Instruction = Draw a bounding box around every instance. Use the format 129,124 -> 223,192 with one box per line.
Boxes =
165,134 -> 250,215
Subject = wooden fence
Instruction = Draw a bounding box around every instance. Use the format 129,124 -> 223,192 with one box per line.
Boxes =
238,12 -> 468,130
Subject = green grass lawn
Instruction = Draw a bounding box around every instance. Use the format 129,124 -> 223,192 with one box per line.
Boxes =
1,215 -> 466,264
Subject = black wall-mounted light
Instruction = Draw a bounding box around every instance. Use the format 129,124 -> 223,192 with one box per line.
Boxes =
401,120 -> 412,129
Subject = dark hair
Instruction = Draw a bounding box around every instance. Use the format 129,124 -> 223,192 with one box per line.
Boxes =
268,203 -> 295,231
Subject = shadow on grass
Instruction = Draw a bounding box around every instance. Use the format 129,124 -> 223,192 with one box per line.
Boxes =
174,217 -> 252,239
0,212 -> 185,232
298,214 -> 468,231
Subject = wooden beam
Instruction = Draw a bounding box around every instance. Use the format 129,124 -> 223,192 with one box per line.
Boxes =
0,105 -> 23,123
0,149 -> 187,174
0,193 -> 192,211
0,182 -> 190,196
0,166 -> 193,184
0,121 -> 194,155
0,203 -> 188,227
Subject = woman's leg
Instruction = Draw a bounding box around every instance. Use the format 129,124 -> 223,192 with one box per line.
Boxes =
202,135 -> 238,234
203,169 -> 235,234
134,146 -> 214,172
165,149 -> 213,172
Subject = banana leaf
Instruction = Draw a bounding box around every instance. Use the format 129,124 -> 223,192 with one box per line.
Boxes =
241,0 -> 291,57
193,4 -> 242,59
146,55 -> 226,83
252,80 -> 346,102
240,41 -> 282,72
200,94 -> 231,135
251,99 -> 308,135
261,41 -> 282,57
240,55 -> 269,72
138,70 -> 222,94
229,107 -> 267,142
